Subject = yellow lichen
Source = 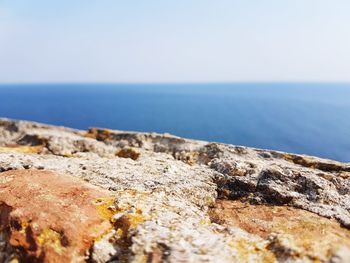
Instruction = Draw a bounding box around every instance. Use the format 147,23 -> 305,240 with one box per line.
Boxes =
134,254 -> 148,263
113,209 -> 145,238
126,210 -> 145,229
93,197 -> 145,243
37,228 -> 64,254
18,221 -> 29,234
94,197 -> 118,221
0,145 -> 43,154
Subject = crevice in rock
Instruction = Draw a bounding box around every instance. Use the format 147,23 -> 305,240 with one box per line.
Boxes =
17,134 -> 47,147
212,166 -> 350,229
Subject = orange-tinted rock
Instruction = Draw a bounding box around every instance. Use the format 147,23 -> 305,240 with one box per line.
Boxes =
210,200 -> 350,261
0,145 -> 43,154
116,148 -> 140,160
84,128 -> 112,142
0,170 -> 114,262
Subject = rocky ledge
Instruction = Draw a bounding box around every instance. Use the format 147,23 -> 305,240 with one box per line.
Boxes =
0,118 -> 350,263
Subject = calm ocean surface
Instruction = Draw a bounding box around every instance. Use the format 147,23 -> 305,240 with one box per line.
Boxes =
0,83 -> 349,162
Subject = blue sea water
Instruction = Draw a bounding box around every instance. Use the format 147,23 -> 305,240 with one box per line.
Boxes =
0,83 -> 349,162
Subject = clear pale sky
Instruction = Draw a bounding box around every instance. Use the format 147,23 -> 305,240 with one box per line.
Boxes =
1,0 -> 349,83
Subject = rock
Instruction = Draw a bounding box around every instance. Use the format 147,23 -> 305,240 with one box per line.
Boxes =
0,118 -> 350,262
116,147 -> 140,160
209,200 -> 350,262
0,169 -> 115,262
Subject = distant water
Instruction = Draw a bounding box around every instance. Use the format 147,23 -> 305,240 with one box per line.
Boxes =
0,83 -> 349,162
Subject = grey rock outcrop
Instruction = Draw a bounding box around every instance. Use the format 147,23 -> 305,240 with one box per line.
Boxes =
0,118 -> 349,262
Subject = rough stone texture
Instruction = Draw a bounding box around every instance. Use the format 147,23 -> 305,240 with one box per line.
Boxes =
210,200 -> 350,262
0,118 -> 350,262
0,170 -> 115,262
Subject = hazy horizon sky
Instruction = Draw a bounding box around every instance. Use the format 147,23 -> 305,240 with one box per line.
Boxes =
1,0 -> 350,83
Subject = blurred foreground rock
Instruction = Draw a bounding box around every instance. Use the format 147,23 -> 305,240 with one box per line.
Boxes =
0,118 -> 350,263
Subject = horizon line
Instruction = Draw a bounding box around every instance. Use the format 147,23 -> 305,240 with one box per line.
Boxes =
0,81 -> 350,85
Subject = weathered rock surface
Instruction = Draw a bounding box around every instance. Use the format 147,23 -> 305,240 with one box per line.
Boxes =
0,170 -> 113,262
0,118 -> 349,262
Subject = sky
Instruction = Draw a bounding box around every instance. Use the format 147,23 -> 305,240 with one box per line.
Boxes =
0,0 -> 350,83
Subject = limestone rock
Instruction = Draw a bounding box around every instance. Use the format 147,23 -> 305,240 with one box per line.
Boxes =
0,118 -> 350,262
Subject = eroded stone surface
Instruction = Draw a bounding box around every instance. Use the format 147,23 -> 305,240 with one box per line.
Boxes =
0,170 -> 115,262
209,200 -> 350,262
0,118 -> 350,262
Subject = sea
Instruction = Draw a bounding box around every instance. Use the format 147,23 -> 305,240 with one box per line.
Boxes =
0,83 -> 349,162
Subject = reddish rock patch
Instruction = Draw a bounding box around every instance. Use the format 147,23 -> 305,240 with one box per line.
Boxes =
210,200 -> 350,261
0,170 -> 114,262
116,148 -> 140,160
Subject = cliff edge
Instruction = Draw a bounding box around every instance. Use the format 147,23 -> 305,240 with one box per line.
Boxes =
0,118 -> 350,262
